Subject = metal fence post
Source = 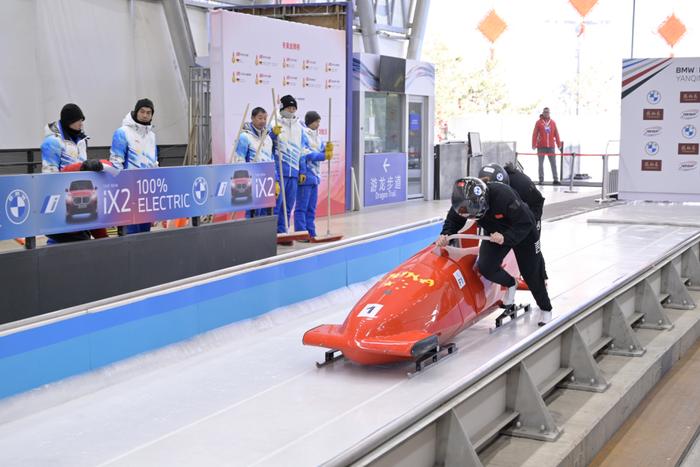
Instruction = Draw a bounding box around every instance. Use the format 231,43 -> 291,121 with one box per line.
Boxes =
565,152 -> 577,193
601,153 -> 609,200
27,150 -> 35,174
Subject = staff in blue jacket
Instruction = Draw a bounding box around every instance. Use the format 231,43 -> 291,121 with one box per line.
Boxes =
109,98 -> 158,234
295,111 -> 331,239
270,95 -> 308,233
41,103 -> 88,173
235,107 -> 273,218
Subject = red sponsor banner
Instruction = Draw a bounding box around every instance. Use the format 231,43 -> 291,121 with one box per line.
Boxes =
643,108 -> 664,120
680,91 -> 700,103
641,159 -> 662,171
678,143 -> 700,155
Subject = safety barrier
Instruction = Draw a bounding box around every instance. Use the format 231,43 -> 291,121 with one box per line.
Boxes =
0,218 -> 443,400
516,149 -> 620,200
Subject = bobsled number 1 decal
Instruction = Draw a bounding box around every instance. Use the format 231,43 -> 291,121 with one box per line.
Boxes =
357,303 -> 383,318
453,270 -> 466,289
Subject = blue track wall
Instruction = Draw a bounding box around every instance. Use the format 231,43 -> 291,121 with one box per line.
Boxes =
0,223 -> 441,399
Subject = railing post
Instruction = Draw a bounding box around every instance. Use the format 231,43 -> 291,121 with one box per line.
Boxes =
601,153 -> 609,200
565,152 -> 577,193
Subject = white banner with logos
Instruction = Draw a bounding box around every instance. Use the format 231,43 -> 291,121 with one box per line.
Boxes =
210,11 -> 347,214
619,57 -> 700,201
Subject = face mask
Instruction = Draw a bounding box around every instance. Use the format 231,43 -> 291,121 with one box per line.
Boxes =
281,110 -> 294,119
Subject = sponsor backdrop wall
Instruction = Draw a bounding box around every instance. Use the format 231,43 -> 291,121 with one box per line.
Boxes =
210,11 -> 347,215
620,57 -> 700,201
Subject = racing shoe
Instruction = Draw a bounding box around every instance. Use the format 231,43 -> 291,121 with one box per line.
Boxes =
537,307 -> 553,327
502,284 -> 517,307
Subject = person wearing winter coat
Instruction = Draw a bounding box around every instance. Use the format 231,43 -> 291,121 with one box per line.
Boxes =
110,98 -> 158,234
531,107 -> 562,185
235,107 -> 273,217
294,110 -> 330,239
41,103 -> 88,173
270,95 -> 308,233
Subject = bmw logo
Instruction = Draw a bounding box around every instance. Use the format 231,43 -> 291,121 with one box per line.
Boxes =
192,177 -> 209,205
646,90 -> 661,104
5,189 -> 31,225
644,141 -> 659,155
682,124 -> 697,139
473,186 -> 482,196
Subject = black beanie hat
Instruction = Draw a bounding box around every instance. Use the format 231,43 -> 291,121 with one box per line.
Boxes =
134,98 -> 154,114
60,103 -> 85,126
305,110 -> 321,126
280,95 -> 297,110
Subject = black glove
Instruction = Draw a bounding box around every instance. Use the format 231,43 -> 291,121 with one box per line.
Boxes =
81,159 -> 104,172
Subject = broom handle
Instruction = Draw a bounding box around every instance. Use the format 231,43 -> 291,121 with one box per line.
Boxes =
272,89 -> 289,232
326,97 -> 332,236
229,103 -> 250,164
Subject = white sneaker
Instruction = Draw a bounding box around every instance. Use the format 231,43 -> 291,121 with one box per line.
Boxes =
503,284 -> 517,306
537,308 -> 552,326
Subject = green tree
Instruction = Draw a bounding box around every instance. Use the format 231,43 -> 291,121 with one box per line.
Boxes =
423,34 -> 535,122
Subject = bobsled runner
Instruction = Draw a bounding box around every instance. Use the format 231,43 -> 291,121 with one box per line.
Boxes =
303,222 -> 530,372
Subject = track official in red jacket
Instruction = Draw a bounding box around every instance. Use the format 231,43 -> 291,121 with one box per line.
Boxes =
531,107 -> 562,185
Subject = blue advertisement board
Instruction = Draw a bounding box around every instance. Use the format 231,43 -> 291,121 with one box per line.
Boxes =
363,153 -> 407,207
0,163 -> 276,240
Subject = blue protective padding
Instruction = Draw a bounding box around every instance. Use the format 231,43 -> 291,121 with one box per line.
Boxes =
0,222 -> 440,399
89,304 -> 200,369
0,336 -> 90,399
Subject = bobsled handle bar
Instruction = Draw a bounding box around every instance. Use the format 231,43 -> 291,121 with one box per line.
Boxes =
446,234 -> 492,242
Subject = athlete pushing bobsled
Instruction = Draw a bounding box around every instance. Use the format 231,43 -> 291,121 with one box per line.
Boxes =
303,177 -> 553,372
437,177 -> 552,325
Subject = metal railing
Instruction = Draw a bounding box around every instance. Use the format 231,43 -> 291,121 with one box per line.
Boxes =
516,149 -> 620,197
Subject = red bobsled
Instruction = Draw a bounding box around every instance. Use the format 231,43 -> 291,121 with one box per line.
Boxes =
303,223 -> 527,369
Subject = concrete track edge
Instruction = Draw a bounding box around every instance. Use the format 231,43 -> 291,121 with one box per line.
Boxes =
481,292 -> 700,467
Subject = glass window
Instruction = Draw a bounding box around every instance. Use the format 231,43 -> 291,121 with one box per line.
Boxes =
408,100 -> 424,196
364,92 -> 403,154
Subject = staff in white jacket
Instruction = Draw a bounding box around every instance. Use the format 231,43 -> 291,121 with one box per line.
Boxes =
294,111 -> 330,239
110,98 -> 158,234
271,94 -> 308,233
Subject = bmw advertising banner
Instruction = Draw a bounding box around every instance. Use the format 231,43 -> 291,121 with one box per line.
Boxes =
0,163 -> 275,240
620,57 -> 700,201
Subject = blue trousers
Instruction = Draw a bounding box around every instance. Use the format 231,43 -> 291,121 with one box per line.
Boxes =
294,184 -> 318,237
274,176 -> 298,233
126,223 -> 151,234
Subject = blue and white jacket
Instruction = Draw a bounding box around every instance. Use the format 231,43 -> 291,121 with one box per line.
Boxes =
299,125 -> 326,186
235,122 -> 273,163
109,113 -> 158,169
41,121 -> 88,173
270,114 -> 308,179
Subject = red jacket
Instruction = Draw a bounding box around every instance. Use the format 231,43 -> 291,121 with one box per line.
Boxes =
532,118 -> 561,149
